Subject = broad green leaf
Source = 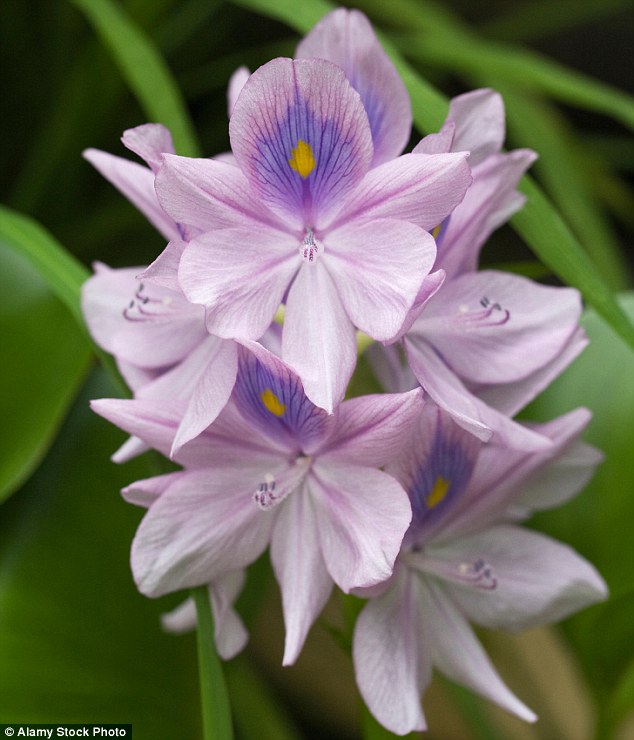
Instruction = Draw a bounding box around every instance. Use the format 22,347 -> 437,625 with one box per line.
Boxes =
0,206 -> 127,392
0,246 -> 90,503
0,371 -> 201,736
69,0 -> 200,156
609,654 -> 634,732
528,294 -> 634,710
0,205 -> 89,327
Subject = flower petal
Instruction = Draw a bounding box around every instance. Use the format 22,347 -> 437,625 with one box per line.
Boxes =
386,403 -> 482,545
423,578 -> 537,722
178,226 -> 298,340
296,8 -> 411,166
446,88 -> 506,166
133,336 -> 239,455
416,270 -> 581,384
405,337 -> 553,450
91,397 -> 277,469
160,573 -> 249,661
404,338 -> 491,441
431,525 -> 607,630
121,122 -> 176,173
326,219 -> 436,341
435,408 -> 595,539
414,120 -> 455,155
140,238 -> 185,292
475,327 -> 588,417
282,260 -> 357,413
131,468 -> 277,596
111,435 -> 150,464
155,154 -> 283,232
318,388 -> 424,467
229,57 -> 373,229
270,487 -> 333,665
435,150 -> 537,279
389,270 -> 446,344
83,148 -> 179,241
81,262 -> 208,369
365,343 -> 418,394
122,471 -> 183,507
353,567 -> 430,735
233,341 -> 333,454
329,151 -> 472,232
227,66 -> 250,117
309,462 -> 411,591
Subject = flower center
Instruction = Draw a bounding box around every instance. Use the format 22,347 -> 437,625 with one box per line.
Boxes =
406,551 -> 498,591
300,228 -> 322,263
122,282 -> 178,322
253,456 -> 312,511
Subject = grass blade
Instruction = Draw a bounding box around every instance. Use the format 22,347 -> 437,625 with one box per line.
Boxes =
69,0 -> 200,156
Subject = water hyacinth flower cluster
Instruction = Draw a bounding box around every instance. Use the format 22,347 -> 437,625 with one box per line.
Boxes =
83,8 -> 607,735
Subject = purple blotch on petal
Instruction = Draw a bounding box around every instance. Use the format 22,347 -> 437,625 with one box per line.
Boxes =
230,58 -> 372,229
406,409 -> 479,545
232,345 -> 331,452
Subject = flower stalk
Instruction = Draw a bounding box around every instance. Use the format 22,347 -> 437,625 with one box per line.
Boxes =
193,586 -> 234,740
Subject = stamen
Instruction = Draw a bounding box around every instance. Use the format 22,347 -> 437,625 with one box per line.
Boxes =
254,473 -> 278,509
300,229 -> 321,263
122,282 -> 179,322
406,553 -> 498,591
457,558 -> 498,590
253,457 -> 312,511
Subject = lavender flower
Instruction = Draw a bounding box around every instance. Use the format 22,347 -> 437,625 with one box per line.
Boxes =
93,342 -> 423,663
353,403 -> 606,734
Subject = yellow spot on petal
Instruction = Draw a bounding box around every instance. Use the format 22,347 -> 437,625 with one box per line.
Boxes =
288,140 -> 316,178
431,223 -> 443,240
260,388 -> 286,417
427,476 -> 450,508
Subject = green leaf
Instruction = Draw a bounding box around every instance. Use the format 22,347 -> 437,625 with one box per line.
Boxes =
499,88 -> 630,291
0,246 -> 91,503
226,656 -> 304,740
0,205 -> 89,327
609,654 -> 634,731
193,586 -> 234,740
69,0 -> 201,156
380,0 -> 634,132
0,370 -> 201,736
512,183 -> 634,351
527,294 -> 634,706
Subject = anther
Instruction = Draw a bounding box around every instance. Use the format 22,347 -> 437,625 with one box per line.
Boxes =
458,558 -> 498,590
300,229 -> 321,263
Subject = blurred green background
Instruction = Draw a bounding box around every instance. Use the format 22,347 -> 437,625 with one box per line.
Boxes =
1,0 -> 633,738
